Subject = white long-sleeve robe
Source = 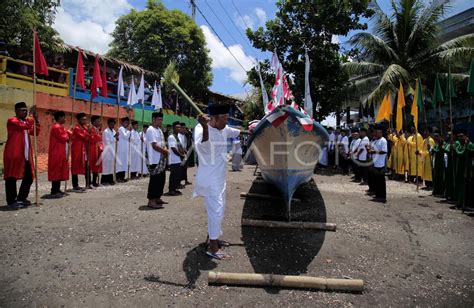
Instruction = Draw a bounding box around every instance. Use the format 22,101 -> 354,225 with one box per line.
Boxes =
130,129 -> 141,173
193,124 -> 240,239
101,127 -> 116,175
116,126 -> 131,173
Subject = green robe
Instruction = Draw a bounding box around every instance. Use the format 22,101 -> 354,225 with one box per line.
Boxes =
443,143 -> 455,201
454,141 -> 467,206
466,142 -> 474,208
431,142 -> 445,197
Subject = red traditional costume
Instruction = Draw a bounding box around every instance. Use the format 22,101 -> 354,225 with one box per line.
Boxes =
70,124 -> 90,175
89,126 -> 103,173
48,123 -> 71,181
3,116 -> 40,180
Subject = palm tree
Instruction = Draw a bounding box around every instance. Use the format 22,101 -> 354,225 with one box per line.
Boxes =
344,0 -> 474,104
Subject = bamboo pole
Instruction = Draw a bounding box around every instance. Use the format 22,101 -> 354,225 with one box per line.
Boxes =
98,101 -> 104,185
141,100 -> 145,177
241,219 -> 336,231
127,107 -> 131,180
114,98 -> 120,183
86,96 -> 93,188
208,272 -> 363,292
32,31 -> 39,207
240,192 -> 301,203
170,80 -> 203,115
65,56 -> 80,193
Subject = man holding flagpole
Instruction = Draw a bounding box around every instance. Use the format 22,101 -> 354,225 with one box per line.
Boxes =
4,103 -> 40,209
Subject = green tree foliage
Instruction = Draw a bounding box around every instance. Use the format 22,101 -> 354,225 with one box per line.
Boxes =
344,0 -> 474,105
108,0 -> 212,101
0,0 -> 62,52
246,0 -> 373,120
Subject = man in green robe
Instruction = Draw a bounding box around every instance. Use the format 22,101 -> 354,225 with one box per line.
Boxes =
453,131 -> 474,209
443,133 -> 455,203
431,132 -> 445,197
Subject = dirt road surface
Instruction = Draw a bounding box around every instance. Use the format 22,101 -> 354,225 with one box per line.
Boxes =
1,166 -> 473,307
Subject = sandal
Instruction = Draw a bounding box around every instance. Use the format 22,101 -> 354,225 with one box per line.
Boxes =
206,250 -> 231,260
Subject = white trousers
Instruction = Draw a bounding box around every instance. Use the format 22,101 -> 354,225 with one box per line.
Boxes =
204,190 -> 226,240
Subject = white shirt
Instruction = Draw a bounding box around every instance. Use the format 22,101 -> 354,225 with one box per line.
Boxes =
167,134 -> 182,165
101,127 -> 116,175
146,126 -> 163,165
328,132 -> 335,151
358,136 -> 369,161
193,124 -> 240,197
350,138 -> 361,160
24,130 -> 29,161
232,138 -> 242,155
178,133 -> 187,149
340,135 -> 349,154
372,137 -> 388,168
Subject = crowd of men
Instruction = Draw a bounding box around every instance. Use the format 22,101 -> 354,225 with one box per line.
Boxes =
4,102 -> 241,260
3,102 -> 195,209
319,124 -> 473,209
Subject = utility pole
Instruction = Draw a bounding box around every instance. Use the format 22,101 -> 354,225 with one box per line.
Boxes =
190,0 -> 196,21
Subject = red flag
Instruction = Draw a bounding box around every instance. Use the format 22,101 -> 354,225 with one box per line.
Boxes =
101,59 -> 108,98
75,49 -> 85,89
33,32 -> 48,76
90,54 -> 103,100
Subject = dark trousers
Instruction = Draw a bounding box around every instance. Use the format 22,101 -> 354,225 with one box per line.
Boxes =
328,150 -> 335,166
101,174 -> 114,184
169,163 -> 182,191
130,172 -> 137,178
51,181 -> 61,194
367,166 -> 375,192
340,156 -> 349,174
373,167 -> 386,199
181,165 -> 188,182
147,165 -> 166,200
5,161 -> 33,205
72,174 -> 86,188
359,163 -> 368,183
116,171 -> 125,181
352,162 -> 361,181
92,173 -> 99,185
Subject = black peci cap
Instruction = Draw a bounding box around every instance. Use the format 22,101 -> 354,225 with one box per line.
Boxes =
76,112 -> 86,120
152,112 -> 163,119
15,102 -> 27,109
208,104 -> 230,116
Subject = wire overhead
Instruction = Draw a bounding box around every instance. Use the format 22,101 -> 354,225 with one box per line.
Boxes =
194,1 -> 248,73
217,0 -> 260,59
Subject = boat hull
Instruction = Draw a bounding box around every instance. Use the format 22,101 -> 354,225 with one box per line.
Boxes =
249,106 -> 328,219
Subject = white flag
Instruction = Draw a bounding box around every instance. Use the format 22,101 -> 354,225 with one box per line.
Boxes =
151,81 -> 162,110
117,66 -> 125,97
304,51 -> 313,118
127,75 -> 137,107
271,51 -> 280,73
256,62 -> 270,114
136,73 -> 145,103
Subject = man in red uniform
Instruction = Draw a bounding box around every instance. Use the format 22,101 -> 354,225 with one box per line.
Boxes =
70,112 -> 90,192
3,102 -> 40,209
89,115 -> 103,187
48,111 -> 70,198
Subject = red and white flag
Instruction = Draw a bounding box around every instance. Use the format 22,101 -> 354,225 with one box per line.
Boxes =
266,108 -> 288,128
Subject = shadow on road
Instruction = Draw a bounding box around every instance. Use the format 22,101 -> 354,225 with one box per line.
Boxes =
181,243 -> 217,288
241,178 -> 327,293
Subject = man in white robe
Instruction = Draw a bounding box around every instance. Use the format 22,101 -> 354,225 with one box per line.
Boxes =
129,120 -> 141,179
100,118 -> 117,185
140,125 -> 149,177
116,117 -> 131,182
193,104 -> 240,260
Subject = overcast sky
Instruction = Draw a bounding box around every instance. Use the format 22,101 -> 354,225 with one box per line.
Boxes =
53,0 -> 473,97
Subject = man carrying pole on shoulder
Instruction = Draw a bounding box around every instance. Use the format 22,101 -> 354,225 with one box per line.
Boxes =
193,104 -> 241,260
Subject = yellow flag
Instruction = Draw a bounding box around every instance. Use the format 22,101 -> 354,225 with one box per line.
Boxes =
375,94 -> 388,123
387,92 -> 392,118
411,81 -> 418,131
396,82 -> 405,133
